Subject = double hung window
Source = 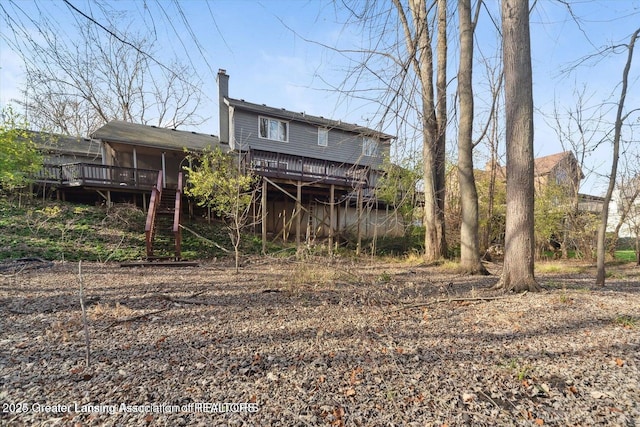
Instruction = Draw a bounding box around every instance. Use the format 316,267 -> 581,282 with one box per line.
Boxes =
318,128 -> 328,147
259,117 -> 288,142
363,137 -> 379,157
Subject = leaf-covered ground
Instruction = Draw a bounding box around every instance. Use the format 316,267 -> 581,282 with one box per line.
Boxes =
1,258 -> 638,426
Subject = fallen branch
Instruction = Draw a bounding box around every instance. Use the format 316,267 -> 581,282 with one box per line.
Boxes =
160,294 -> 214,305
179,224 -> 231,253
101,308 -> 170,331
387,295 -> 513,313
78,261 -> 91,368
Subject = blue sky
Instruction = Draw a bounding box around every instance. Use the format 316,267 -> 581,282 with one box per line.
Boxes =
1,0 -> 639,194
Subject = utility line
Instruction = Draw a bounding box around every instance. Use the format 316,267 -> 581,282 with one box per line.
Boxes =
61,0 -> 191,87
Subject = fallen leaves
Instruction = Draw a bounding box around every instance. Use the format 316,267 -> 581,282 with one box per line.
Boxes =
349,366 -> 363,385
462,392 -> 476,403
2,260 -> 639,426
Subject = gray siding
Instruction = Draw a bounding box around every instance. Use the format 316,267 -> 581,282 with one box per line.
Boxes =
232,109 -> 387,169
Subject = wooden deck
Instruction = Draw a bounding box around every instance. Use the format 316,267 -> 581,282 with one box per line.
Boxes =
35,163 -> 160,191
246,150 -> 371,187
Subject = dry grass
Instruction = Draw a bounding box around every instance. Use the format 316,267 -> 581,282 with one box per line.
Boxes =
535,261 -> 590,274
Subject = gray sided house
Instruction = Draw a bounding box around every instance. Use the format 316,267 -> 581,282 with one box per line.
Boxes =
217,69 -> 402,245
31,70 -> 402,249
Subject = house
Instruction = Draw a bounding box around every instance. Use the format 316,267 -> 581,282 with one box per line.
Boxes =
30,69 -> 401,251
28,131 -> 102,200
32,124 -> 223,205
608,176 -> 640,239
92,121 -> 224,191
217,69 -> 401,247
29,131 -> 102,165
472,151 -> 601,252
532,151 -> 583,196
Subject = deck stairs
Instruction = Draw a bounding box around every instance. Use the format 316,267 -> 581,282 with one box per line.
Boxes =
144,172 -> 183,260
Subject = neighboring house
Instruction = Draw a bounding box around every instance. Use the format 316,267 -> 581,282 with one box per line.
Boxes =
472,151 -> 598,250
532,151 -> 584,194
578,193 -> 605,214
608,177 -> 640,238
217,69 -> 400,243
487,151 -> 589,207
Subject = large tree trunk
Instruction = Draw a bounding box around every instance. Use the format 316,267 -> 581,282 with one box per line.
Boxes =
595,28 -> 639,285
495,0 -> 540,292
457,0 -> 488,274
434,0 -> 448,259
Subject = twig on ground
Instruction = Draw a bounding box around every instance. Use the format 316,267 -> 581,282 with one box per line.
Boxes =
386,295 -> 512,313
160,294 -> 214,305
7,307 -> 32,315
101,308 -> 170,331
78,260 -> 91,368
188,290 -> 207,298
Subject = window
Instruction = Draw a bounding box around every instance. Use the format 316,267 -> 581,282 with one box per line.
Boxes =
259,116 -> 288,142
318,128 -> 328,147
363,137 -> 379,157
555,168 -> 569,185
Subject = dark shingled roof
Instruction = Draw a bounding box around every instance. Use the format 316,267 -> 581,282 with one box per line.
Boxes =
226,97 -> 395,142
26,131 -> 102,159
91,121 -> 223,152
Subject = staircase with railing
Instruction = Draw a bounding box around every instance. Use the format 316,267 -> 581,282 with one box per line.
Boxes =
144,172 -> 183,260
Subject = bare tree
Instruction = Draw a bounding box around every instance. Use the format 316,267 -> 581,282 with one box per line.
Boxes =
595,28 -> 640,286
494,0 -> 540,292
476,55 -> 505,253
393,0 -> 448,262
457,0 -> 488,274
548,87 -> 602,259
1,1 -> 203,136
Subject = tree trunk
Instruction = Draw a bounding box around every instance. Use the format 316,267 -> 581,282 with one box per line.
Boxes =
404,0 -> 446,262
457,0 -> 487,274
495,0 -> 540,292
595,28 -> 639,286
434,0 -> 448,258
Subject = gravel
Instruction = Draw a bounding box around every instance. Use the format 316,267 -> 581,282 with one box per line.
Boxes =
1,258 -> 639,426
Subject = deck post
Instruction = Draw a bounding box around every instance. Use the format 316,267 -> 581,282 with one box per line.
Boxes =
356,185 -> 362,256
329,184 -> 335,255
161,152 -> 166,189
296,181 -> 302,252
262,178 -> 267,255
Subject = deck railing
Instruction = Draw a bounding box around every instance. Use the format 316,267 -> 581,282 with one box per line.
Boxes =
173,172 -> 183,260
36,163 -> 160,190
246,150 -> 371,187
145,171 -> 163,258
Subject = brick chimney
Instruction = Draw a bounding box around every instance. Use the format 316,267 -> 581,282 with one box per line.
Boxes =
217,69 -> 229,144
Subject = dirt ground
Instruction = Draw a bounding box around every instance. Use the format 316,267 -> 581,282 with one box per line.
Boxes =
1,257 -> 639,426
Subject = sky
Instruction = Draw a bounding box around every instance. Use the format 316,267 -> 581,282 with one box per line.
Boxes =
1,0 -> 639,195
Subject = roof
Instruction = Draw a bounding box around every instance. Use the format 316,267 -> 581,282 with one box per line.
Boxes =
226,97 -> 395,142
25,131 -> 102,159
91,121 -> 223,152
479,151 -> 584,180
534,151 -> 571,176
